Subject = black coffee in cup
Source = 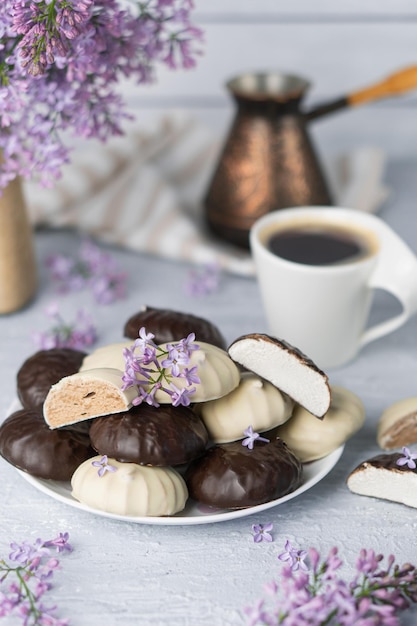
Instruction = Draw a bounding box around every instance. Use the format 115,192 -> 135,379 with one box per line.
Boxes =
267,222 -> 376,266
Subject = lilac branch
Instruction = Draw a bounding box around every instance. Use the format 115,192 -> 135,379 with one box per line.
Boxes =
0,1 -> 203,189
0,533 -> 72,625
245,541 -> 417,625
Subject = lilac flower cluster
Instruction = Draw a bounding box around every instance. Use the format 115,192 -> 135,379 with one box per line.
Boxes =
184,262 -> 221,297
0,1 -> 203,189
0,533 -> 72,625
46,239 -> 127,304
245,541 -> 417,626
32,302 -> 97,350
122,326 -> 200,407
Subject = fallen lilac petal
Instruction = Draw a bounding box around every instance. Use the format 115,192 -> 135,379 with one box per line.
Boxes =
251,523 -> 274,543
43,533 -> 72,554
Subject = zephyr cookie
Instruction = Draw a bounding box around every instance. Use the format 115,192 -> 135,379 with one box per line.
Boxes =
347,453 -> 417,508
0,409 -> 94,481
200,372 -> 294,443
123,305 -> 226,348
43,368 -> 137,429
72,457 -> 188,517
186,437 -> 303,509
275,386 -> 365,462
89,404 -> 209,466
377,397 -> 417,450
228,333 -> 331,418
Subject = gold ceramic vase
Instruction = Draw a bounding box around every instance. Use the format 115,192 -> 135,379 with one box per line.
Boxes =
0,176 -> 37,314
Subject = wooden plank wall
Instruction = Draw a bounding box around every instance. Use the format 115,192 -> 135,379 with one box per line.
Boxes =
121,0 -> 417,161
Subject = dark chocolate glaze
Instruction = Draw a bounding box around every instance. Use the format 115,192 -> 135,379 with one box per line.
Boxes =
89,403 -> 209,466
228,332 -> 329,382
186,436 -> 303,509
0,409 -> 94,480
352,453 -> 417,474
17,348 -> 87,411
228,332 -> 330,419
123,306 -> 226,348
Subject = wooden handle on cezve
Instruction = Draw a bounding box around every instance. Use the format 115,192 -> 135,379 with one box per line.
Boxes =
348,64 -> 417,106
306,64 -> 417,121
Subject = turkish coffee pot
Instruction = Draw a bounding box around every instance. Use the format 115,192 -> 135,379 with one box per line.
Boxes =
204,65 -> 417,248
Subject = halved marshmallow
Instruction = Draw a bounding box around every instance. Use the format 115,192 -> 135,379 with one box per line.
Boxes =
43,368 -> 137,429
347,453 -> 417,509
228,333 -> 331,418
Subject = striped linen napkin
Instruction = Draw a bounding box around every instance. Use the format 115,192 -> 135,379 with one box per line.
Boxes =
24,112 -> 389,277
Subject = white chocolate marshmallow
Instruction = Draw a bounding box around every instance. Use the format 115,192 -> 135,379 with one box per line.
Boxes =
200,372 -> 294,443
275,385 -> 365,462
71,457 -> 188,517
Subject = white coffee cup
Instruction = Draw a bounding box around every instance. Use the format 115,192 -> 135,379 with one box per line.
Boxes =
250,206 -> 417,369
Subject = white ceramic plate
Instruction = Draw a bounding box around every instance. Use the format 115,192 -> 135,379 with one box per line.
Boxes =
15,445 -> 344,526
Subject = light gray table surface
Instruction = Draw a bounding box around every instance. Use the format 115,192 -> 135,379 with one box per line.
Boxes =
1,158 -> 417,626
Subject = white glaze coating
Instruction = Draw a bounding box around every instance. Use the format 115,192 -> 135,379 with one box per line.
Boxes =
71,457 -> 188,517
275,385 -> 365,462
200,372 -> 294,443
79,342 -> 132,372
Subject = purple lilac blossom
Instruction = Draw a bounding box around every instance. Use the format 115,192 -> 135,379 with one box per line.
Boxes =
0,534 -> 72,625
184,262 -> 221,297
92,455 -> 117,477
252,523 -> 274,544
242,425 -> 270,450
136,327 -> 157,351
32,304 -> 98,350
178,332 -> 200,356
168,382 -> 196,407
245,542 -> 417,626
134,384 -> 161,407
9,538 -> 49,565
43,533 -> 73,554
181,365 -> 200,385
396,446 -> 417,469
0,1 -> 203,189
278,539 -> 308,572
122,326 -> 200,407
46,239 -> 127,304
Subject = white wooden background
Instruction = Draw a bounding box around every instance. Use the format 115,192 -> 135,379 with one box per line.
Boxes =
121,0 -> 417,160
